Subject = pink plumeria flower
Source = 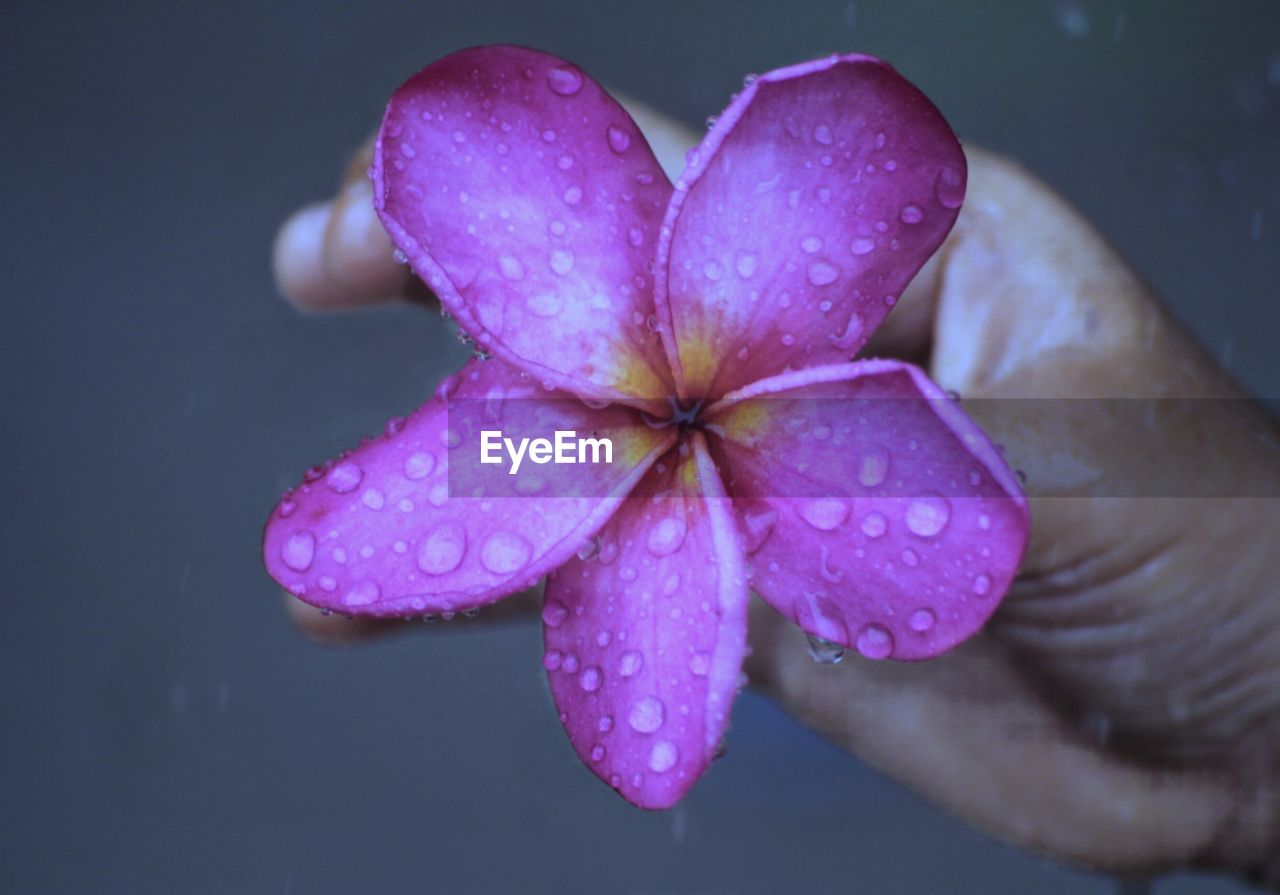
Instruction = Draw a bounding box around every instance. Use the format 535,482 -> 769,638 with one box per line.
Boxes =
264,46 -> 1029,809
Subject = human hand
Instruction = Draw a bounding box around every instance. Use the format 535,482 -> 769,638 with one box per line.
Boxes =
271,102 -> 1280,887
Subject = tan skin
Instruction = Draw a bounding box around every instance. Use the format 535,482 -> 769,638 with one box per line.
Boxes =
272,102 -> 1280,887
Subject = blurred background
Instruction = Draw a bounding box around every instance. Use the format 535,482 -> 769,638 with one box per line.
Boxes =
2,1 -> 1277,892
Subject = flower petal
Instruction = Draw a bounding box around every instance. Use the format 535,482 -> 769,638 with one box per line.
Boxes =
263,358 -> 672,616
655,54 -> 965,399
706,361 -> 1029,660
373,45 -> 675,408
542,433 -> 748,808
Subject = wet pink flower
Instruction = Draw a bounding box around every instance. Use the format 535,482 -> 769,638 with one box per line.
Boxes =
264,46 -> 1029,808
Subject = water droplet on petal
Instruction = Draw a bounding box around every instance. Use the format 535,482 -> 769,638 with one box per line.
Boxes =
577,537 -> 602,561
905,495 -> 951,537
546,66 -> 583,96
858,446 -> 890,487
562,185 -> 583,205
326,462 -> 362,493
860,512 -> 888,538
646,517 -> 687,556
909,608 -> 936,632
404,452 -> 435,482
498,255 -> 525,280
590,744 -> 606,762
542,600 -> 569,628
800,498 -> 849,531
813,123 -> 834,145
628,696 -> 665,733
627,226 -> 644,248
689,652 -> 711,676
806,633 -> 845,664
543,649 -> 564,670
807,261 -> 839,286
550,249 -> 574,275
736,253 -> 758,278
935,166 -> 965,209
360,488 -> 385,510
649,740 -> 678,773
900,204 -> 924,224
606,124 -> 631,153
481,531 -> 532,573
417,522 -> 466,575
617,650 -> 644,677
579,666 -> 602,692
851,238 -> 875,256
973,574 -> 992,596
282,532 -> 315,571
801,235 -> 823,253
855,623 -> 894,659
343,580 -> 380,607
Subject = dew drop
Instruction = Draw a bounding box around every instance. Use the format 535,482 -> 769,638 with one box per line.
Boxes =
807,261 -> 839,286
735,253 -> 758,278
860,512 -> 888,538
858,446 -> 890,487
800,498 -> 849,531
689,652 -> 711,676
935,166 -> 965,209
542,600 -> 569,628
543,649 -> 564,671
801,235 -> 823,253
546,66 -> 583,96
498,255 -> 525,280
647,517 -> 688,556
550,249 -> 574,275
590,744 -> 606,762
343,580 -> 380,607
900,204 -> 924,224
806,633 -> 845,664
360,488 -> 385,510
404,451 -> 435,480
579,666 -> 602,692
617,650 -> 644,677
851,238 -> 875,256
628,696 -> 665,733
326,462 -> 362,493
282,532 -> 315,571
562,185 -> 583,205
813,123 -> 834,145
576,537 -> 602,561
606,125 -> 631,153
481,531 -> 532,573
649,740 -> 678,773
627,226 -> 644,247
855,623 -> 894,659
909,608 -> 936,632
973,574 -> 992,596
417,522 -> 466,575
905,495 -> 951,537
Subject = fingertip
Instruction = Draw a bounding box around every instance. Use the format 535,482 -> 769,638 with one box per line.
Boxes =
321,181 -> 412,303
273,201 -> 345,310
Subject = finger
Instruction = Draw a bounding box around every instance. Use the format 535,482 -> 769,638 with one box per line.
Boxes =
744,600 -> 1239,872
273,136 -> 416,311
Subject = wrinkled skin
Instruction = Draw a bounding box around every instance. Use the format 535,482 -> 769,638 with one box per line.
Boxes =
272,88 -> 1280,884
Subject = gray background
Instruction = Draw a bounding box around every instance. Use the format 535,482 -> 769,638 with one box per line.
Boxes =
2,1 -> 1276,892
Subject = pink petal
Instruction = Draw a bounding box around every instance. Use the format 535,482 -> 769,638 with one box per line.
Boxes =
542,433 -> 748,808
706,361 -> 1029,660
655,54 -> 965,399
262,358 -> 672,616
372,46 -> 675,409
